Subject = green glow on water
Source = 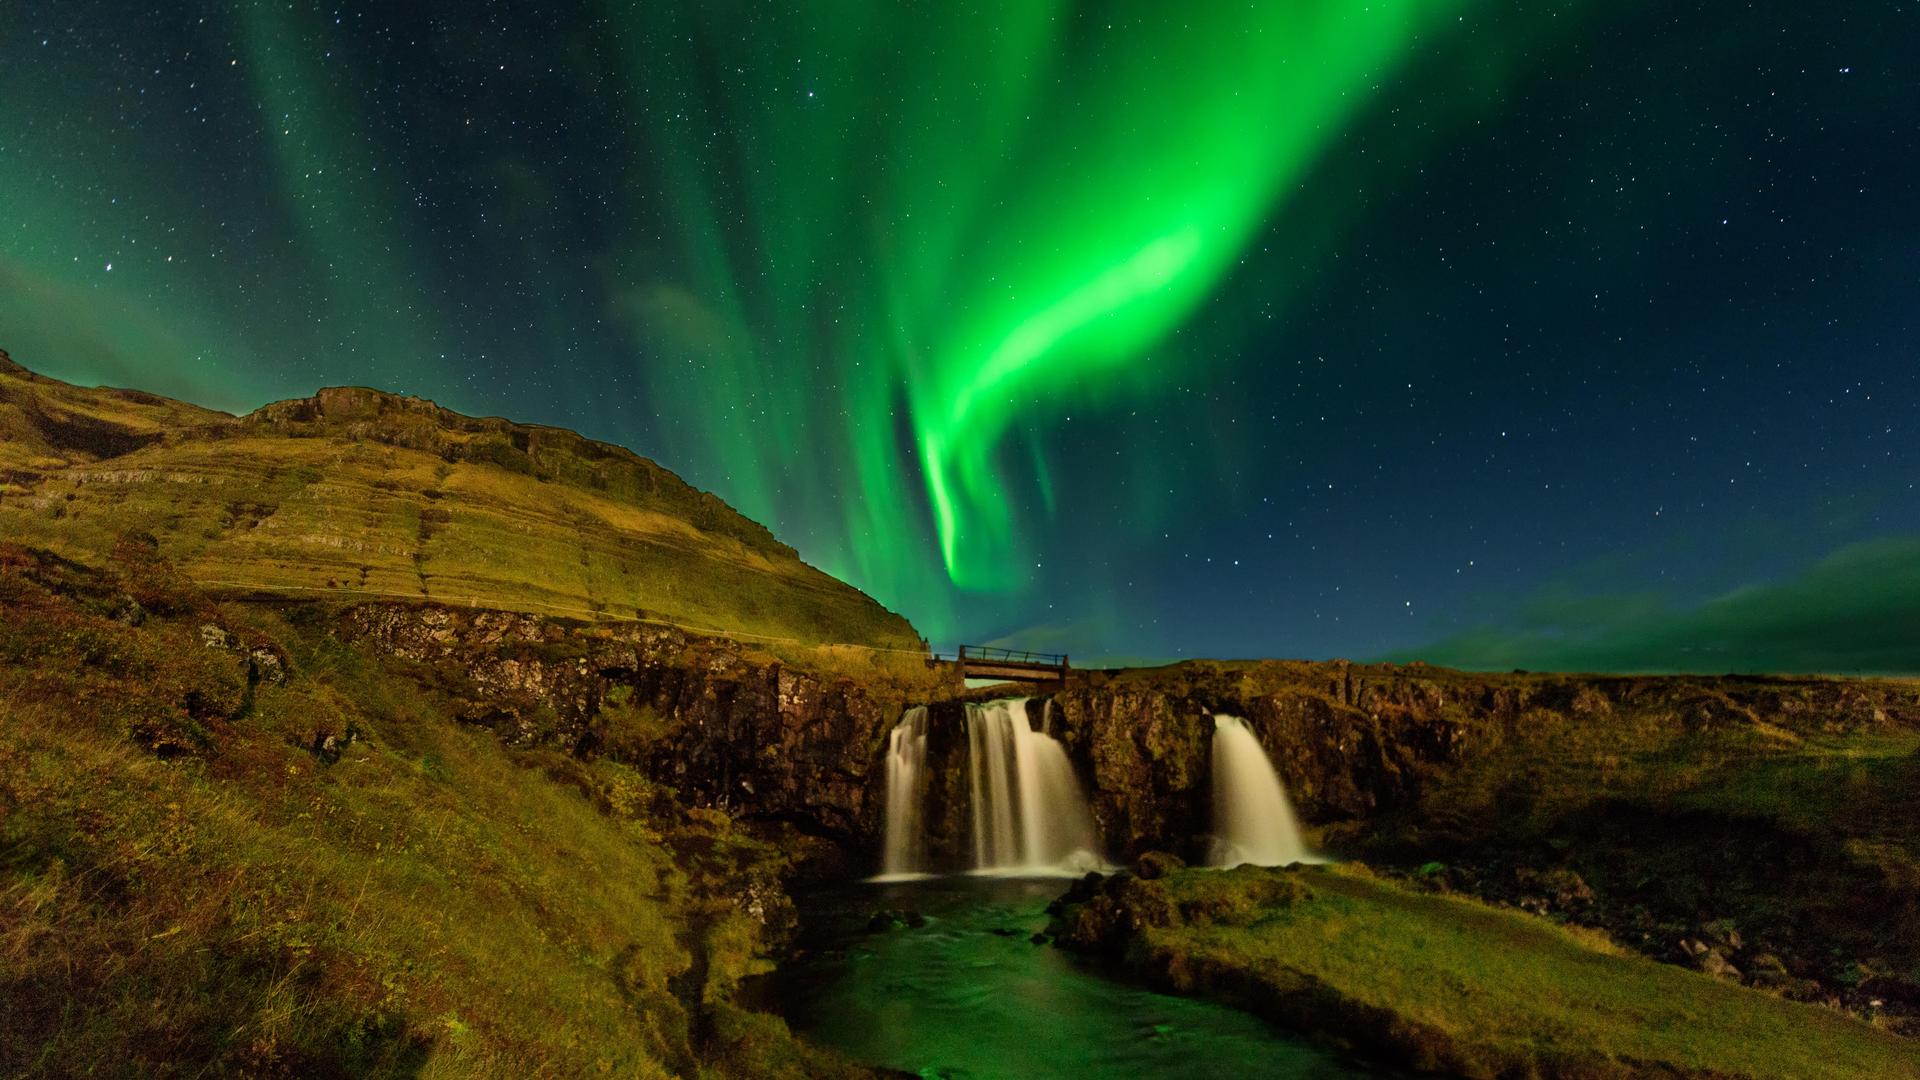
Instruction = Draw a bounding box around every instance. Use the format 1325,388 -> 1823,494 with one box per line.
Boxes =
773,878 -> 1366,1078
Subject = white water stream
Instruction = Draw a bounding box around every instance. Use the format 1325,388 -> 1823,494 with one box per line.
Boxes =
1209,714 -> 1314,867
967,698 -> 1103,875
876,706 -> 931,880
883,701 -> 1317,876
875,699 -> 1104,877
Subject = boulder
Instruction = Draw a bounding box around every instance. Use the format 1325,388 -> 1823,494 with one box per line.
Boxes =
1135,851 -> 1186,880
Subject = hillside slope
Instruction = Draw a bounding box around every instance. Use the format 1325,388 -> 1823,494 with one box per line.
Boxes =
0,348 -> 919,650
0,544 -> 887,1078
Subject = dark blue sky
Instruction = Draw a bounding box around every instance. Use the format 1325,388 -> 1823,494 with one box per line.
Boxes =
3,1 -> 1916,670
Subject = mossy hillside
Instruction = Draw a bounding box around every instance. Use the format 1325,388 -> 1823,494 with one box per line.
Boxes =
0,349 -> 229,472
1059,864 -> 1920,1080
1342,689 -> 1920,1024
0,546 -> 872,1078
0,356 -> 920,651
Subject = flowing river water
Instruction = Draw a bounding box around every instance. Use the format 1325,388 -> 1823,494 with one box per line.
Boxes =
767,875 -> 1371,1079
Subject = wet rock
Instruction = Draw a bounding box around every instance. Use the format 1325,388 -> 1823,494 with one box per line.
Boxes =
1112,876 -> 1181,933
864,908 -> 928,933
1063,871 -> 1105,904
1136,851 -> 1186,880
1049,673 -> 1492,859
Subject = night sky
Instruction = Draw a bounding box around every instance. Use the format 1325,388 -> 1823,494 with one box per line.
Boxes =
4,2 -> 1917,672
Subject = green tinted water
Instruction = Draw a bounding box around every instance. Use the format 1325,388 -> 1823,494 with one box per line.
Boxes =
771,876 -> 1370,1079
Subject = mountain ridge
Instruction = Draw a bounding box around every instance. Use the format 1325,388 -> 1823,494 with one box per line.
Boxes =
0,348 -> 921,650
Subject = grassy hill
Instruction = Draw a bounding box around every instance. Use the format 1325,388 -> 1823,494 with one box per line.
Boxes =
1058,864 -> 1920,1079
0,348 -> 920,651
0,544 -> 883,1078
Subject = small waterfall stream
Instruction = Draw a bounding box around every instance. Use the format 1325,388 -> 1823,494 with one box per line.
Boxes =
876,699 -> 1104,877
1209,714 -> 1313,867
825,707 -> 1359,1076
967,699 -> 1102,874
877,706 -> 931,880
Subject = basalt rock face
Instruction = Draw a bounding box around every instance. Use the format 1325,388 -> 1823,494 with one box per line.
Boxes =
1036,661 -> 1920,862
321,600 -> 1920,881
907,700 -> 983,870
321,607 -> 1920,883
342,603 -> 908,839
1041,665 -> 1484,862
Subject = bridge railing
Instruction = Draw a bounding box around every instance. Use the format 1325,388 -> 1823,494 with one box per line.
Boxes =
957,645 -> 1069,668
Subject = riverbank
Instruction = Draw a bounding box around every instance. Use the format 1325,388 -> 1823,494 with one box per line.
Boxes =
1053,861 -> 1919,1079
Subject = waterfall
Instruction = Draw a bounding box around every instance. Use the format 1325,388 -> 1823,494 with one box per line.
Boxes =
877,707 -> 931,880
1210,714 -> 1313,867
967,699 -> 1103,875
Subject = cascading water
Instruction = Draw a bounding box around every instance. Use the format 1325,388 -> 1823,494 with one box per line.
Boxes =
1209,714 -> 1314,867
877,707 -> 931,880
966,699 -> 1104,875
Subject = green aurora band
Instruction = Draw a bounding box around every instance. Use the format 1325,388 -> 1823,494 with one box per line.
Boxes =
8,2 -> 1919,672
0,1 -> 1578,644
611,0 -> 1479,629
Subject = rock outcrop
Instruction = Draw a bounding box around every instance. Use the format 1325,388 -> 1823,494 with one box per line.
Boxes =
342,603 -> 916,838
1036,661 -> 1920,861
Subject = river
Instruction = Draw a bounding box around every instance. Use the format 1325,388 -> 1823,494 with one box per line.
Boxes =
766,875 -> 1373,1079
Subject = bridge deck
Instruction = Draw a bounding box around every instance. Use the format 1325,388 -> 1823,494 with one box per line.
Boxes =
950,645 -> 1069,683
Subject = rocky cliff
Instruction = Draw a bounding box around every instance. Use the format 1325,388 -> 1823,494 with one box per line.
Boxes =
337,602 -> 941,842
1038,660 -> 1920,859
360,619 -> 1919,879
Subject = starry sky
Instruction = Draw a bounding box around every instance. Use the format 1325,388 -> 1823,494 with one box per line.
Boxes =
4,2 -> 1917,672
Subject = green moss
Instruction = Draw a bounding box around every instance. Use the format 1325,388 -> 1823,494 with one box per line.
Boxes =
1067,864 -> 1919,1079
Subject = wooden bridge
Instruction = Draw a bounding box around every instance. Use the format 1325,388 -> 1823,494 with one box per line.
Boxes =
950,645 -> 1070,684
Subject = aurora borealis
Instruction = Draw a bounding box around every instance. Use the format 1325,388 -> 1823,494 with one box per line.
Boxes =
4,2 -> 1917,670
